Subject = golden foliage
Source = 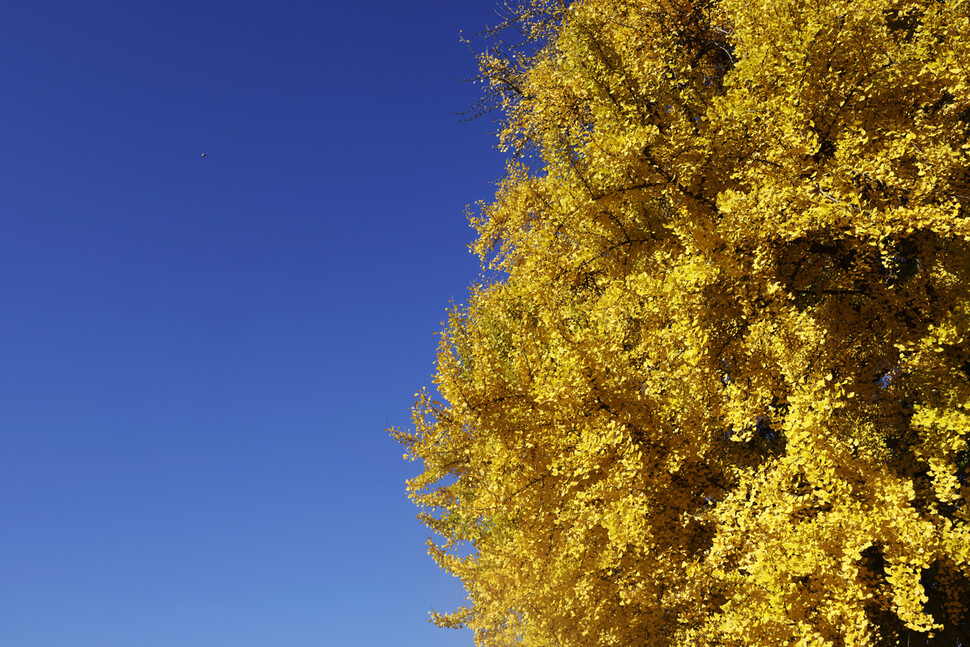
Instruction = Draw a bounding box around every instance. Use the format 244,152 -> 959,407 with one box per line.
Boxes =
396,0 -> 970,644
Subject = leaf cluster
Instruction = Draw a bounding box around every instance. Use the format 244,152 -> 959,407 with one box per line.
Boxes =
398,0 -> 970,644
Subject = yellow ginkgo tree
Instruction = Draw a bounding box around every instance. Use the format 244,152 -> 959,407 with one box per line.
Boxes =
396,0 -> 970,644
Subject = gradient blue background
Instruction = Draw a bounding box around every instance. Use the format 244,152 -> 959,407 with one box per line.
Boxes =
0,1 -> 508,644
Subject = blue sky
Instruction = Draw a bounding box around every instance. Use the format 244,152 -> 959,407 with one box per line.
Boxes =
0,1 -> 510,645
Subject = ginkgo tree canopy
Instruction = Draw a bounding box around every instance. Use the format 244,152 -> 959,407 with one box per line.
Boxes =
397,0 -> 970,644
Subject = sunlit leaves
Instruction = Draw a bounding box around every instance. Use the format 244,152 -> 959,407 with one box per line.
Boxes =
398,0 -> 970,644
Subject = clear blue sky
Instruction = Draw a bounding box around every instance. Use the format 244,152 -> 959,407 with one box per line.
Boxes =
0,1 -> 509,645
